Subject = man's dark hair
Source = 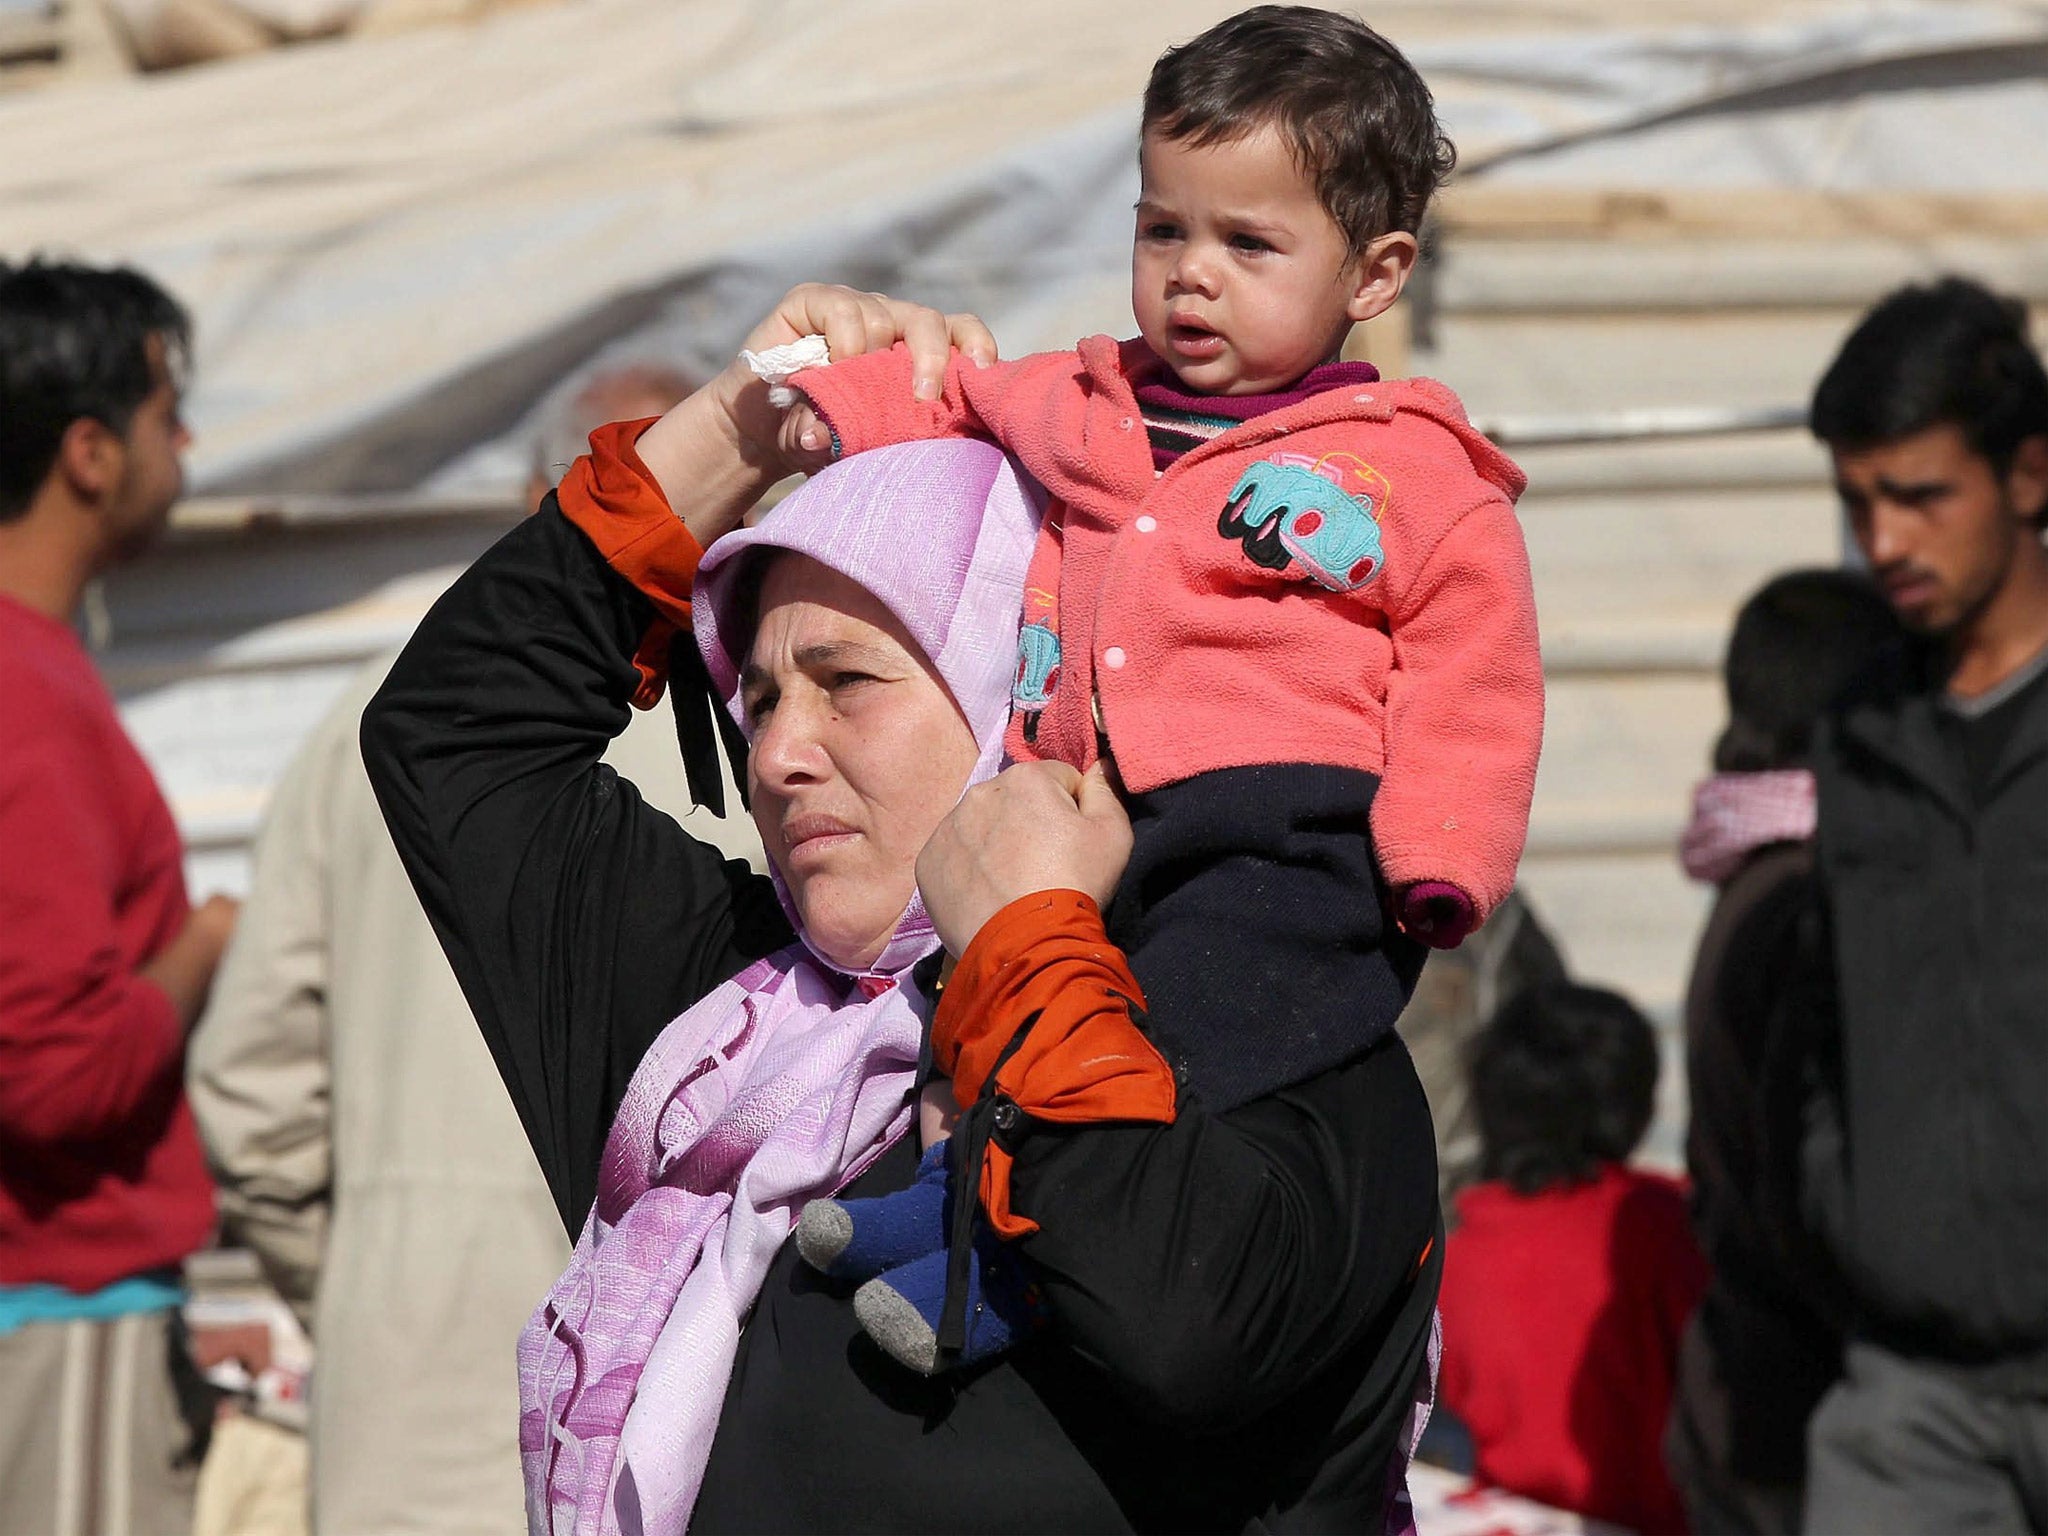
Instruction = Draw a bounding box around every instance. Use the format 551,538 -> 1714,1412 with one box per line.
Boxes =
0,258 -> 191,523
1142,5 -> 1455,251
1811,276 -> 2048,522
1471,982 -> 1659,1196
1713,568 -> 1903,774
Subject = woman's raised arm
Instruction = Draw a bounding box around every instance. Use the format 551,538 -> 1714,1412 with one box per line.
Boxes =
363,506 -> 789,1232
636,285 -> 998,547
364,285 -> 994,1230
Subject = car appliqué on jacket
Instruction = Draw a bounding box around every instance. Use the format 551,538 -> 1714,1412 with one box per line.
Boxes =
1217,452 -> 1389,591
1012,599 -> 1062,743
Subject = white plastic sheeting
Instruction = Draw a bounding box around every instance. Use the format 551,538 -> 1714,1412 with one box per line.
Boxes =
1424,2 -> 2048,173
7,0 -> 2048,500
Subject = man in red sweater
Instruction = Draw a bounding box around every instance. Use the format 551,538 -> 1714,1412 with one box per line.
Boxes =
0,258 -> 238,1535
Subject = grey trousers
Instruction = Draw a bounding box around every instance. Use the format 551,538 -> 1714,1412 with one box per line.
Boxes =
0,1309 -> 207,1536
1804,1341 -> 2048,1535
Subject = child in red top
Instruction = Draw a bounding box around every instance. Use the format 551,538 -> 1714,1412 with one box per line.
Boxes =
1439,983 -> 1708,1535
790,6 -> 1543,1376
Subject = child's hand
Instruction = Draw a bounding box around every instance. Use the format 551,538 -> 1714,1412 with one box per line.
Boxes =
777,399 -> 835,476
1397,882 -> 1476,948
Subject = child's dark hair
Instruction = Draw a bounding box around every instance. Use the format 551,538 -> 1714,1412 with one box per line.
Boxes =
1713,569 -> 1902,774
1471,983 -> 1659,1196
1811,276 -> 2048,524
1143,6 -> 1455,251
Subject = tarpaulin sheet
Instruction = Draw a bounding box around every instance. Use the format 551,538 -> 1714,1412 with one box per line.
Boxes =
5,0 -> 2045,497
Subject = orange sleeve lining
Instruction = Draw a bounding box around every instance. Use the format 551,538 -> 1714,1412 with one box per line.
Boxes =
554,416 -> 706,707
932,889 -> 1177,1239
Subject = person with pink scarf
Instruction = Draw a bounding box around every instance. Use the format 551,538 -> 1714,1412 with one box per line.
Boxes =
366,286 -> 1443,1535
1668,568 -> 1902,1536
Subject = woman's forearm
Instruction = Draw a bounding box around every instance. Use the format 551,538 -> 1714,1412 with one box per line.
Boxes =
633,366 -> 786,548
633,284 -> 1002,551
919,763 -> 1438,1431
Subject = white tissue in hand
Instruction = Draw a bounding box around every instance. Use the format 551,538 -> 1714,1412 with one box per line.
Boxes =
739,334 -> 832,408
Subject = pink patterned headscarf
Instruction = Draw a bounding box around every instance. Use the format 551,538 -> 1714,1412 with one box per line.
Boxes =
517,440 -> 1042,1536
1679,769 -> 1817,885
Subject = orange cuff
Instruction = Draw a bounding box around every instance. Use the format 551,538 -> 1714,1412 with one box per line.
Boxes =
933,890 -> 1177,1238
555,417 -> 705,708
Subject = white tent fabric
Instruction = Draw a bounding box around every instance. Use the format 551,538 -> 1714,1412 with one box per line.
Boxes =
8,0 -> 2048,499
1420,2 -> 2048,172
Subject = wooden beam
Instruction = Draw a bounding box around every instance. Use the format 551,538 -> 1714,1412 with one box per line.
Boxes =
1438,185 -> 2048,242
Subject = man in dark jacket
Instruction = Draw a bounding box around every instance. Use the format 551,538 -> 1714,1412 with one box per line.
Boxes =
1802,276 -> 2048,1533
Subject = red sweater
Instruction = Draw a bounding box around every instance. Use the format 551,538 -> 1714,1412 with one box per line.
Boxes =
1440,1166 -> 1707,1535
0,594 -> 214,1292
794,338 -> 1543,925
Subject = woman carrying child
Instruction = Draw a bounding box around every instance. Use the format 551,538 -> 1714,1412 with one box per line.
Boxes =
368,7 -> 1518,1530
368,277 -> 1443,1533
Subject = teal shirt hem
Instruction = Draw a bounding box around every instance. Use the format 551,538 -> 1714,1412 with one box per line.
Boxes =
0,1271 -> 183,1336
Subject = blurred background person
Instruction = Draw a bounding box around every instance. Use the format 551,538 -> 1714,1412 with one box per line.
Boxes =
186,365 -> 761,1535
1438,981 -> 1708,1535
1401,887 -> 1569,1219
0,258 -> 234,1536
522,363 -> 700,515
1800,278 -> 2048,1535
1666,567 -> 1902,1536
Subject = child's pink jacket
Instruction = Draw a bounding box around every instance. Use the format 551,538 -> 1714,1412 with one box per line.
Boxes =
793,335 -> 1543,924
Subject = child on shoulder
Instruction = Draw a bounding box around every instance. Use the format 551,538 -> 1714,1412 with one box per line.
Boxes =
787,4 -> 1544,1377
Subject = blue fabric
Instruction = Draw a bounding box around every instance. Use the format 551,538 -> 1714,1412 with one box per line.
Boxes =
867,1235 -> 1037,1367
815,1140 -> 1038,1371
1109,762 -> 1425,1111
822,1140 -> 950,1280
0,1270 -> 182,1337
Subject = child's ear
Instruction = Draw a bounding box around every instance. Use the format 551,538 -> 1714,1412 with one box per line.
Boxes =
1345,232 -> 1418,326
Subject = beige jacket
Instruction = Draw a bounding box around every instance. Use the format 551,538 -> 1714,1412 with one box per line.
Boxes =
187,654 -> 760,1535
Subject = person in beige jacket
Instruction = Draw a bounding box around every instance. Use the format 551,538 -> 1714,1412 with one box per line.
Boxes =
1401,887 -> 1568,1214
187,644 -> 761,1534
187,365 -> 761,1534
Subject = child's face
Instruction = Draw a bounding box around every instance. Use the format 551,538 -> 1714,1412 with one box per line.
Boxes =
1132,124 -> 1373,396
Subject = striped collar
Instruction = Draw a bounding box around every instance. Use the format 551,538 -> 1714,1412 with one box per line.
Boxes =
1132,357 -> 1381,472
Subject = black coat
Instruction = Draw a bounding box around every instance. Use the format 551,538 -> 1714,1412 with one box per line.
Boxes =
362,502 -> 1442,1533
1682,838 -> 1842,1482
1811,653 -> 2048,1393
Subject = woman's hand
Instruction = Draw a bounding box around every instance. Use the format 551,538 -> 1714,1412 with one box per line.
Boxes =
634,285 -> 997,546
739,284 -> 997,402
916,761 -> 1132,958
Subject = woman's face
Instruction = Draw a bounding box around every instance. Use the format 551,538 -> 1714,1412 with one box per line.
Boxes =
741,553 -> 980,971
